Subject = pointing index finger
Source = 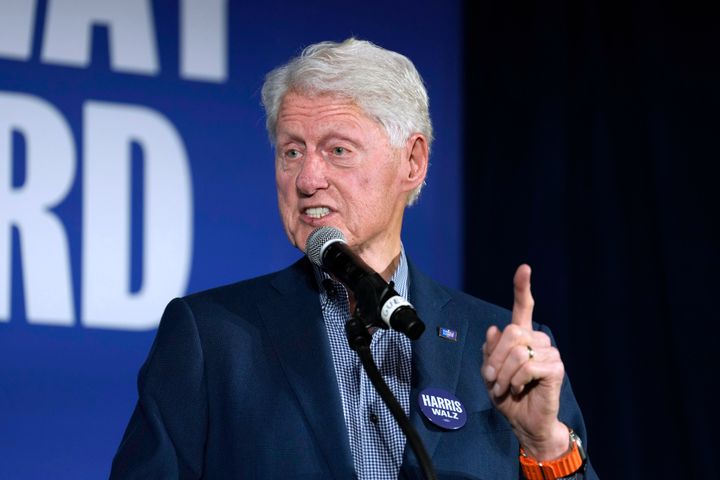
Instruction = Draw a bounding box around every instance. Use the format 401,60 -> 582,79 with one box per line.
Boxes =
512,264 -> 534,330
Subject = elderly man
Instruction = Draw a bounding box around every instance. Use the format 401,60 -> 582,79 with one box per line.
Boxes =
111,39 -> 598,479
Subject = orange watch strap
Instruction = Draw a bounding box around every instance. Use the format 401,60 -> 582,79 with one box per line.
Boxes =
519,432 -> 584,480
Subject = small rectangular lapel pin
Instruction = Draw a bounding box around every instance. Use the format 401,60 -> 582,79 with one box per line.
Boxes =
437,327 -> 458,341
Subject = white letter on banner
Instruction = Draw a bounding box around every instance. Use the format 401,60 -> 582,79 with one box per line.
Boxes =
41,0 -> 158,75
82,101 -> 192,330
0,0 -> 38,60
0,92 -> 76,325
180,0 -> 228,82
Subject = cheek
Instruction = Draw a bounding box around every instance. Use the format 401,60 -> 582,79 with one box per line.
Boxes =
358,175 -> 372,190
276,189 -> 297,230
276,173 -> 295,202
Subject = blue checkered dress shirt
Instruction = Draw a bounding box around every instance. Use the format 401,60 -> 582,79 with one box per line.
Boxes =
313,248 -> 411,480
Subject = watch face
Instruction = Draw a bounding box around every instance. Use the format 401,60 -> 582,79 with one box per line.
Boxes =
570,431 -> 587,461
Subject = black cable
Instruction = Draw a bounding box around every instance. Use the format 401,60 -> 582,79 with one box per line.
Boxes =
345,317 -> 437,480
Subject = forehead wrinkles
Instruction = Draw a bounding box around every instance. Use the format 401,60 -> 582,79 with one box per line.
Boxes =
276,95 -> 380,141
279,110 -> 365,137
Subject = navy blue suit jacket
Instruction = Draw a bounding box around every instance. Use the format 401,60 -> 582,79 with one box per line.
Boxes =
110,258 -> 597,479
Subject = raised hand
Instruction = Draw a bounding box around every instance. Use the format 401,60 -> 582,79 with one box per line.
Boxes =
481,265 -> 569,460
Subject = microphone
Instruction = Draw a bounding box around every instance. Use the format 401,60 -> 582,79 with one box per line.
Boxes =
305,226 -> 425,340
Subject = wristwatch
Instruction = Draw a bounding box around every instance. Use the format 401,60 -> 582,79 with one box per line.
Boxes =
519,428 -> 586,480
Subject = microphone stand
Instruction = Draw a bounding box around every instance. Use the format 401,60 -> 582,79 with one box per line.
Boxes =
345,315 -> 437,480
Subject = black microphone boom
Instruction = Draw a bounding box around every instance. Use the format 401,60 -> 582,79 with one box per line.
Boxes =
305,226 -> 425,340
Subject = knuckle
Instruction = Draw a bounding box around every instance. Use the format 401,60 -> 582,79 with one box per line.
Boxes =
549,346 -> 561,361
520,359 -> 534,375
532,331 -> 551,346
511,345 -> 528,362
505,324 -> 523,338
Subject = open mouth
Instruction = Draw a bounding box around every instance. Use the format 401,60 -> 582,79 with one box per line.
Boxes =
304,207 -> 331,219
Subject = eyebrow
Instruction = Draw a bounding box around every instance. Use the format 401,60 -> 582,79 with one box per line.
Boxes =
274,130 -> 306,146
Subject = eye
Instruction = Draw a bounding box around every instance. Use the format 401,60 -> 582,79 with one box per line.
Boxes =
285,148 -> 302,159
332,146 -> 347,156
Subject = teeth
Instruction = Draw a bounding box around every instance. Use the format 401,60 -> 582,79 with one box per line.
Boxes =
305,207 -> 330,219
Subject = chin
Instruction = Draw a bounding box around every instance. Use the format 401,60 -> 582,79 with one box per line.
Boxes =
290,223 -> 337,253
290,229 -> 312,252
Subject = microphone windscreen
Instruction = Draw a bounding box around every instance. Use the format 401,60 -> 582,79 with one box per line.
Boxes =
305,226 -> 345,266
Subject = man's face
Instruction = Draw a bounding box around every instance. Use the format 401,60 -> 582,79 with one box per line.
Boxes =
274,92 -> 416,261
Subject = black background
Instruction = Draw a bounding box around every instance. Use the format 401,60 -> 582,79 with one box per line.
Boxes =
463,1 -> 719,477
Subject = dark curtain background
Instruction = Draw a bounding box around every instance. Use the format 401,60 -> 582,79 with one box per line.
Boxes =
463,1 -> 719,478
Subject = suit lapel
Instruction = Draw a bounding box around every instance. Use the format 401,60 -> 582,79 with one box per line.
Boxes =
403,262 -> 469,469
258,259 -> 355,479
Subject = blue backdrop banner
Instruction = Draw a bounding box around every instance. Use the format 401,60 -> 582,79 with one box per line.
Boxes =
0,1 -> 461,477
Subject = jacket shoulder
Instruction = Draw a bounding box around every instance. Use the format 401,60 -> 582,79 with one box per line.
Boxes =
408,260 -> 512,326
178,257 -> 314,312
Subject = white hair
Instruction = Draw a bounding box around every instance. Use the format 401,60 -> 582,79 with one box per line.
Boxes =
261,38 -> 433,205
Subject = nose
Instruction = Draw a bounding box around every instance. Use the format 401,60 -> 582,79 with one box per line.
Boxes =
296,150 -> 329,195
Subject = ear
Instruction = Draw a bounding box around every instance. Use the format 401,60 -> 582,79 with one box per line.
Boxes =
401,133 -> 429,192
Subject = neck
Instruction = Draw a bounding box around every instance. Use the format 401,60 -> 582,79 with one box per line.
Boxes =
377,250 -> 401,282
346,247 -> 402,319
354,240 -> 402,283
351,205 -> 406,279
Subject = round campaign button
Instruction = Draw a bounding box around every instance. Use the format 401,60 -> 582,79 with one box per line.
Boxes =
418,388 -> 467,430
